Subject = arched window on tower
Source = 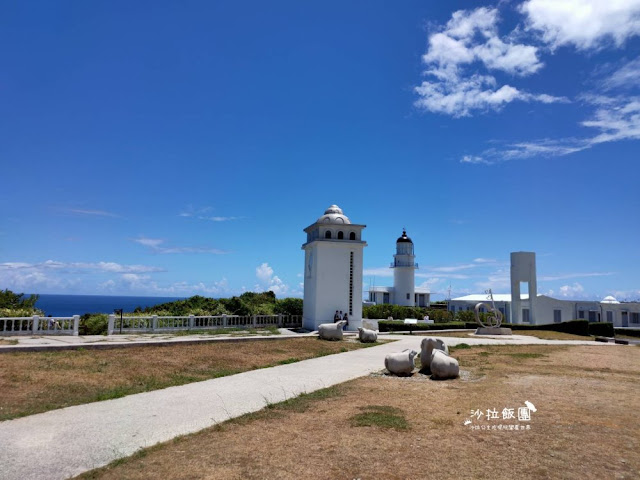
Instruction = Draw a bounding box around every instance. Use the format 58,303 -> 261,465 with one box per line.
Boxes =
337,231 -> 344,239
349,232 -> 356,240
325,231 -> 332,239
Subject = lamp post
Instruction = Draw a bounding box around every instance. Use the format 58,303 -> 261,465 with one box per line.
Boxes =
114,309 -> 123,334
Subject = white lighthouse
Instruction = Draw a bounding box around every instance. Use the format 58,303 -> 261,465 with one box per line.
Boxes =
391,229 -> 417,307
302,205 -> 367,331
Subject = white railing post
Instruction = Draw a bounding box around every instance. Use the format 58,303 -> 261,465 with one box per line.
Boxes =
32,315 -> 39,334
107,314 -> 115,335
152,315 -> 158,332
278,314 -> 283,327
223,314 -> 228,328
252,315 -> 257,327
72,315 -> 80,336
189,314 -> 194,330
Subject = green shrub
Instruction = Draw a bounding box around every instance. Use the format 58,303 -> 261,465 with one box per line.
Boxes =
0,289 -> 42,316
454,310 -> 476,323
80,314 -> 109,335
587,322 -> 614,337
615,328 -> 640,338
502,320 -> 589,336
136,292 -> 299,317
274,298 -> 303,316
363,305 -> 453,322
378,321 -> 469,332
140,295 -> 228,316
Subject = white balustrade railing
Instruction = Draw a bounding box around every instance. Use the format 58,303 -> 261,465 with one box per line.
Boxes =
0,315 -> 80,336
107,314 -> 302,335
0,313 -> 302,336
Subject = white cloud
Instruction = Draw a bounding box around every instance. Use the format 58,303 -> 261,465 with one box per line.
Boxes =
417,278 -> 441,291
134,237 -> 164,249
415,273 -> 471,280
475,269 -> 511,292
178,206 -> 241,222
0,260 -> 171,296
255,262 -> 289,296
415,7 -> 563,117
473,36 -> 542,75
106,275 -> 232,296
558,282 -> 585,298
65,208 -> 120,218
415,76 -> 555,118
608,289 -> 640,301
200,216 -> 243,222
445,7 -> 498,40
462,96 -> 640,163
521,0 -> 640,50
0,259 -> 240,297
428,263 -> 479,273
0,260 -> 164,274
581,97 -> 640,144
363,267 -> 393,277
178,206 -> 212,217
539,272 -> 614,281
461,154 -> 492,165
133,237 -> 228,254
255,263 -> 274,284
473,258 -> 497,264
121,273 -> 151,286
603,57 -> 640,90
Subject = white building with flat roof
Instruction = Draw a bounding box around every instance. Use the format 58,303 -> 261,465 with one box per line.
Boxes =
367,229 -> 430,308
448,252 -> 640,327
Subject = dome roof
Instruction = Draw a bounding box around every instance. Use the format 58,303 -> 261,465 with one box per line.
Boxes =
397,229 -> 412,243
317,204 -> 351,224
601,295 -> 620,304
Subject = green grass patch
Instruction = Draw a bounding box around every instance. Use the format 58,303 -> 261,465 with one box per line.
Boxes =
277,357 -> 300,365
350,405 -> 409,430
449,343 -> 472,352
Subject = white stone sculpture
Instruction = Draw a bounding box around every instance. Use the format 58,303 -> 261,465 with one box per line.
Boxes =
420,337 -> 448,363
474,289 -> 512,335
318,320 -> 346,340
358,327 -> 378,343
384,349 -> 418,375
420,337 -> 459,379
430,350 -> 459,379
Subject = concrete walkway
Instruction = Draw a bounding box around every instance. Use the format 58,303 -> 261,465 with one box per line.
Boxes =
0,329 -> 316,353
0,334 -> 618,480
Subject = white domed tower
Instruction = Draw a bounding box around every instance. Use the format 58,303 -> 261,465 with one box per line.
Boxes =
392,229 -> 417,307
302,205 -> 367,331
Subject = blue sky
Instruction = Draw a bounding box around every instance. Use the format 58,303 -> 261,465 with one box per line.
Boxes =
1,0 -> 638,301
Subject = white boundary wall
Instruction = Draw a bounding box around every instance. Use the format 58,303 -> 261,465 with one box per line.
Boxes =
107,314 -> 302,335
0,315 -> 79,336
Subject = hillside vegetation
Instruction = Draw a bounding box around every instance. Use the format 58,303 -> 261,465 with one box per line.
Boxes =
0,289 -> 42,317
133,292 -> 302,317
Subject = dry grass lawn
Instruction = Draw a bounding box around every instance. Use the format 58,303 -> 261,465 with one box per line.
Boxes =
0,338 -> 374,420
80,344 -> 640,480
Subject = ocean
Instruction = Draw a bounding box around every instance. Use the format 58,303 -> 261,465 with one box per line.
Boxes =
32,294 -> 187,317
